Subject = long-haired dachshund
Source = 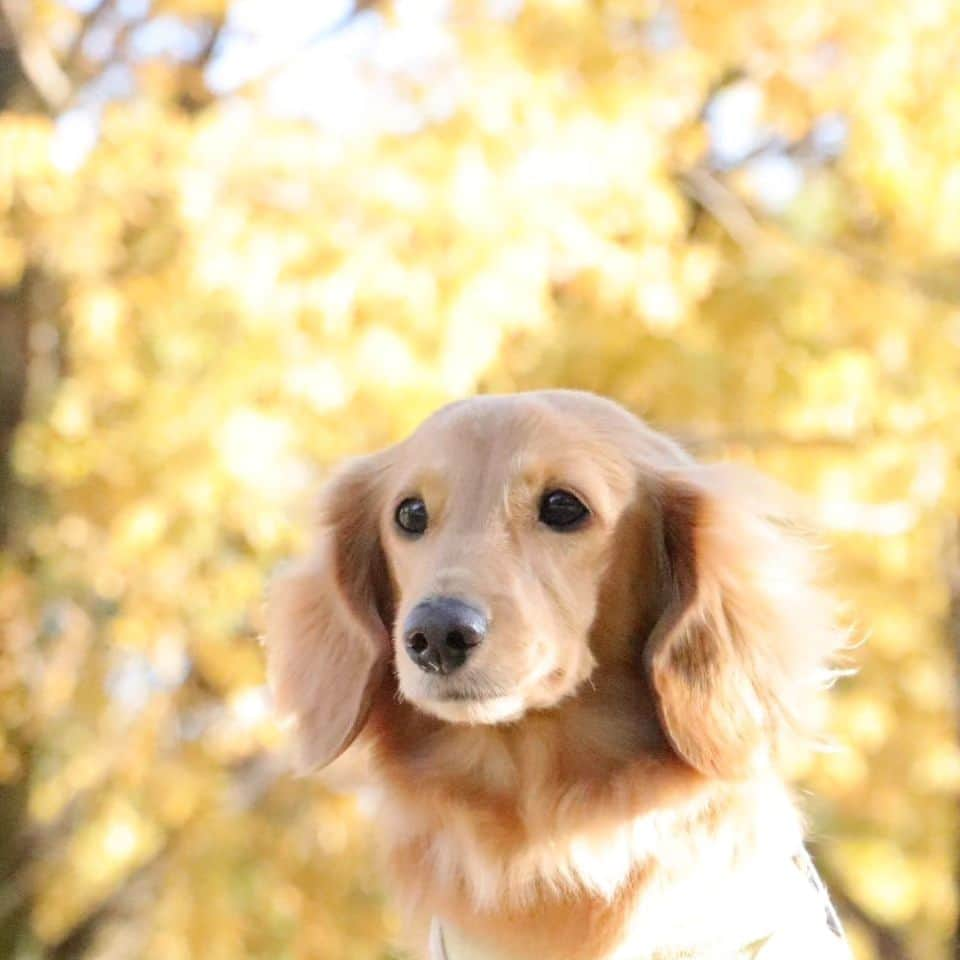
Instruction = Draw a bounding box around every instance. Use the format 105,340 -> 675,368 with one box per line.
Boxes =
266,390 -> 851,960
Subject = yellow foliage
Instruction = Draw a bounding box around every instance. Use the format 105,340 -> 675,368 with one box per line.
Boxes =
1,1 -> 958,958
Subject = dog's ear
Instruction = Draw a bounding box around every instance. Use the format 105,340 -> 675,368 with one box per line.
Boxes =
644,467 -> 839,780
266,454 -> 393,772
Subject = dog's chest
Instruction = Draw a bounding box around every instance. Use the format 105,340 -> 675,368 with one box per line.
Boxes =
430,921 -> 849,960
405,819 -> 851,960
427,849 -> 851,960
377,744 -> 847,960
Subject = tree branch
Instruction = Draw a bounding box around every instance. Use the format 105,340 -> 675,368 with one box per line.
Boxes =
0,0 -> 71,112
681,163 -> 960,308
806,843 -> 912,960
61,0 -> 116,79
228,0 -> 382,96
664,424 -> 937,454
46,842 -> 174,960
679,166 -> 770,250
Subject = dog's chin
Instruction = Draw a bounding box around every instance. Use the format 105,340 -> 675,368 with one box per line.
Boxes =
415,693 -> 527,725
398,665 -> 587,726
396,672 -> 530,725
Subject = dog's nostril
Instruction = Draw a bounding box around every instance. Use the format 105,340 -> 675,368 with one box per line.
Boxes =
446,630 -> 467,651
408,632 -> 429,654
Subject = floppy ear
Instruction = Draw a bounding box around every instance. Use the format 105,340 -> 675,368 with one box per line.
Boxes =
644,466 -> 840,780
266,454 -> 393,772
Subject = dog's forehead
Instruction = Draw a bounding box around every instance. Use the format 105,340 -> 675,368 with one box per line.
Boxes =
422,396 -> 545,439
401,392 -> 686,469
412,391 -> 631,442
401,394 -> 593,468
387,394 -> 661,514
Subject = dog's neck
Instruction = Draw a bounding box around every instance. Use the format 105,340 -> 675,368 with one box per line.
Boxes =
365,677 -> 812,960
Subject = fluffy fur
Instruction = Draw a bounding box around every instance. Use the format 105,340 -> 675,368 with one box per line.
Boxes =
266,391 -> 846,960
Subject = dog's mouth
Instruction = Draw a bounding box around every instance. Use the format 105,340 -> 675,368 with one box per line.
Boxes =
434,685 -> 504,702
408,670 -> 509,702
423,694 -> 526,725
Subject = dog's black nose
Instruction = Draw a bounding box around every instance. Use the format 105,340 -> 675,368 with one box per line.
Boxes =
403,597 -> 487,675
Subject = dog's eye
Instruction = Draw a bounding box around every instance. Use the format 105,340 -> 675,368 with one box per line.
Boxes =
395,497 -> 428,535
539,489 -> 589,531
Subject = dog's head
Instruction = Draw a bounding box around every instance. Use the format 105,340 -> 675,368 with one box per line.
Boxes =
267,391 -> 839,779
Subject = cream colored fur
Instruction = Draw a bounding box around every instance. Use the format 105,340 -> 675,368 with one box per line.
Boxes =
266,391 -> 848,960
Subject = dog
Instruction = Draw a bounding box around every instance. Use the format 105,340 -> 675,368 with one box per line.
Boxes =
266,390 -> 851,960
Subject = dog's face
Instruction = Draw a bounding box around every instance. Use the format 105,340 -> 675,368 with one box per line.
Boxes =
267,391 -> 838,781
380,396 -> 645,725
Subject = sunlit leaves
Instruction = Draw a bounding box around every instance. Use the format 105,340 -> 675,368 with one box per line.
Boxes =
1,0 -> 959,958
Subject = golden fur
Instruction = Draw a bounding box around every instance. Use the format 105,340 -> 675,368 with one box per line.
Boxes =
266,391 -> 845,960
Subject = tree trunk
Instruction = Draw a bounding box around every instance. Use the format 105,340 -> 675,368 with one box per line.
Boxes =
0,267 -> 33,956
0,269 -> 31,547
0,741 -> 37,957
1,10 -> 46,956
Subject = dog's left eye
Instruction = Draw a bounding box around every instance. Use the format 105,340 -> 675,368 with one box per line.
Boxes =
395,497 -> 428,535
539,489 -> 589,531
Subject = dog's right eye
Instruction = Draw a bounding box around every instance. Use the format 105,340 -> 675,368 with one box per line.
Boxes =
539,489 -> 590,531
395,497 -> 428,535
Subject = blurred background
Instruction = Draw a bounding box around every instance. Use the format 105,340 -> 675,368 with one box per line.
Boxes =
0,1 -> 958,958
